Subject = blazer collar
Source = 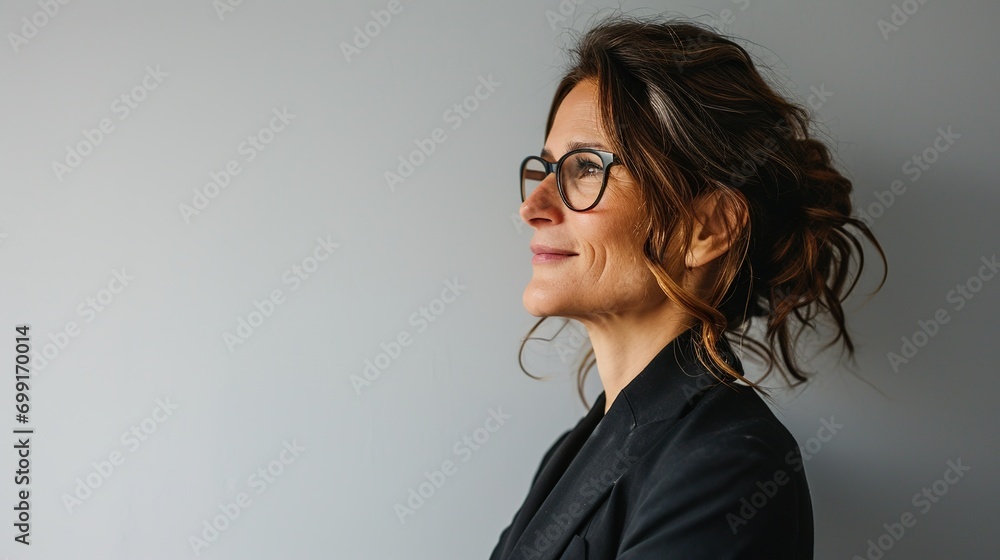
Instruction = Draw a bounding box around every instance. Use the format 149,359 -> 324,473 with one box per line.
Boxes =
614,324 -> 744,427
498,325 -> 743,560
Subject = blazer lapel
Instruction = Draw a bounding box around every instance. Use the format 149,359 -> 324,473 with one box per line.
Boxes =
496,392 -> 607,559
500,326 -> 741,560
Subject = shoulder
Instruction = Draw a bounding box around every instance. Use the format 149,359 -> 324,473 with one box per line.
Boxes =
656,381 -> 801,469
629,380 -> 810,526
615,383 -> 813,557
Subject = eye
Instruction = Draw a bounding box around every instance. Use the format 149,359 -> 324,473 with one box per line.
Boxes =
573,159 -> 603,178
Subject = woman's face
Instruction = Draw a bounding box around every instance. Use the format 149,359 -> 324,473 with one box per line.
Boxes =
520,79 -> 666,323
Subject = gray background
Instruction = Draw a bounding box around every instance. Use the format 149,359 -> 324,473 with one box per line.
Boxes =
1,0 -> 997,558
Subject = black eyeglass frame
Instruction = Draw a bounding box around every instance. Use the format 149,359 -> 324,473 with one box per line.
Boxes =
520,148 -> 622,212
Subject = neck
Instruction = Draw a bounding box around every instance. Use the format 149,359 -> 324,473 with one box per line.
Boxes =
575,300 -> 695,415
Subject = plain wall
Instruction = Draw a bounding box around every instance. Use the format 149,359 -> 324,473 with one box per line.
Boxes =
0,0 -> 996,558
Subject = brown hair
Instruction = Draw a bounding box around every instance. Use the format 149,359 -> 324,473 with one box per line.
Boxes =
518,13 -> 888,408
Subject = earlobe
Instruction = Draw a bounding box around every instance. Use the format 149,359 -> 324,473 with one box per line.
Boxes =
684,189 -> 747,269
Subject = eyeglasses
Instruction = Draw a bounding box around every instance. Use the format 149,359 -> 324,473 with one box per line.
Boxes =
520,148 -> 621,212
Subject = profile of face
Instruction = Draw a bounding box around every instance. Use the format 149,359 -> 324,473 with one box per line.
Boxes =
520,79 -> 667,323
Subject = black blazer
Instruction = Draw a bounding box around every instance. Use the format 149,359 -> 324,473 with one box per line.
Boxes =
489,326 -> 813,559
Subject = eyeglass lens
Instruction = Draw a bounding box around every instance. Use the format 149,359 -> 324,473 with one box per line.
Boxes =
522,151 -> 607,210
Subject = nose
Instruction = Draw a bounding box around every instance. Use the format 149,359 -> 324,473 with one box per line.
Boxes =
520,172 -> 562,225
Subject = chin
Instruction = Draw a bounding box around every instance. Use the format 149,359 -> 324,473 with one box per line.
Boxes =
522,283 -> 571,317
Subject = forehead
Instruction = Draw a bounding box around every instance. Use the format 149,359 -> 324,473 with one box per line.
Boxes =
543,80 -> 608,159
553,80 -> 601,130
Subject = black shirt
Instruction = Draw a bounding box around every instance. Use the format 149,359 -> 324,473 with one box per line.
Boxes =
489,326 -> 814,559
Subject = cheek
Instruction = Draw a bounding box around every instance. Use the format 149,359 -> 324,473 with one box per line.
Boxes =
576,186 -> 648,271
589,219 -> 647,277
610,237 -> 647,276
607,204 -> 648,266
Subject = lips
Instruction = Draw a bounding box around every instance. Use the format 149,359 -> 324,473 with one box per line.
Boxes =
530,243 -> 577,256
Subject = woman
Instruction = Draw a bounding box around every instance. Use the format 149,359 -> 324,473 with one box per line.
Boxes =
489,14 -> 887,560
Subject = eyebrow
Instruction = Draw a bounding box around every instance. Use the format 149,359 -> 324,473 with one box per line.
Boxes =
540,140 -> 609,161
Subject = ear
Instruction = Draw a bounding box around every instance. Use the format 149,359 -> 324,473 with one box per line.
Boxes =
684,189 -> 748,269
